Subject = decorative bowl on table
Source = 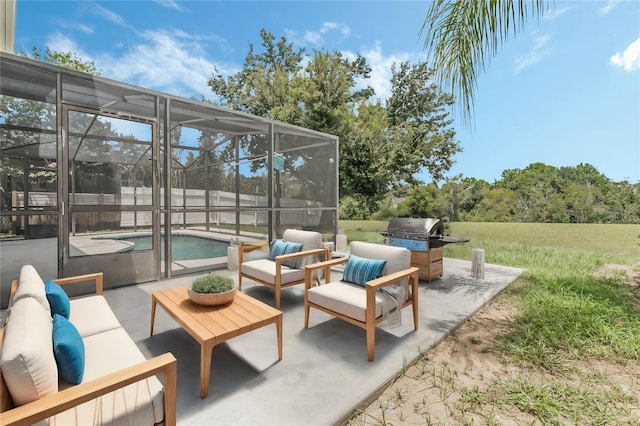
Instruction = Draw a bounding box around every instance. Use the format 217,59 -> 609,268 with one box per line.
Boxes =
188,274 -> 236,306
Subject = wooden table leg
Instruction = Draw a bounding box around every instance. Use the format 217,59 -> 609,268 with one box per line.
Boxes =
276,313 -> 283,360
200,341 -> 214,399
150,297 -> 157,336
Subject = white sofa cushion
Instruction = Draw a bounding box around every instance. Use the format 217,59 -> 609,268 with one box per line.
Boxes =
242,258 -> 305,285
69,295 -> 122,338
307,280 -> 396,323
46,328 -> 165,426
0,297 -> 58,406
11,264 -> 50,313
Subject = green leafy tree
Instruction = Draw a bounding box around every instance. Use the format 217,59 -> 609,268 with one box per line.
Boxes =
405,184 -> 449,218
338,195 -> 370,220
208,29 -> 305,122
386,62 -> 461,183
606,180 -> 640,224
208,30 -> 461,215
29,47 -> 100,74
499,162 -> 564,222
469,187 -> 517,222
558,163 -> 610,222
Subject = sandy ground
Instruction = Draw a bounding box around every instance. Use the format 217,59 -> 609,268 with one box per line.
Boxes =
348,264 -> 640,425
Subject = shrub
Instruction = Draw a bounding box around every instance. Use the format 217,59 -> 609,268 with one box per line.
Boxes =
191,274 -> 234,294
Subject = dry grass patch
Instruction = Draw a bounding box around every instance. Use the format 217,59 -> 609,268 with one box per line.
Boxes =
348,295 -> 640,426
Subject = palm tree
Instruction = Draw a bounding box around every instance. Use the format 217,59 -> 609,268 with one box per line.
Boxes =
420,0 -> 550,126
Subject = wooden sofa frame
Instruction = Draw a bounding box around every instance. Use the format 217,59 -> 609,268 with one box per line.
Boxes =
0,273 -> 177,426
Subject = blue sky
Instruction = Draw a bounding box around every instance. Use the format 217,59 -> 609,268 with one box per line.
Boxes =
12,0 -> 640,184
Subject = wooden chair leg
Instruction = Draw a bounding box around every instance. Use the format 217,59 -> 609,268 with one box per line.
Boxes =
411,273 -> 419,330
304,303 -> 310,328
275,280 -> 281,309
366,323 -> 375,362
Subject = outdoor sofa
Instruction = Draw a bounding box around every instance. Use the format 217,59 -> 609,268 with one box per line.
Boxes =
0,265 -> 177,426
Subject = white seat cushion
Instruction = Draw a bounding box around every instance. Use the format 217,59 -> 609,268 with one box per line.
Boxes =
46,328 -> 165,426
69,295 -> 122,338
241,259 -> 305,285
307,281 -> 396,323
1,297 -> 58,406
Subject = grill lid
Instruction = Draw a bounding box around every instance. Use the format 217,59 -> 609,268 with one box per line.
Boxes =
381,217 -> 444,239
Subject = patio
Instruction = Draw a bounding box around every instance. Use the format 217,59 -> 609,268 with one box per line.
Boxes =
98,256 -> 524,425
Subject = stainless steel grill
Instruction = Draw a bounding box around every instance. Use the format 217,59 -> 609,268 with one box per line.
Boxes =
381,218 -> 469,281
380,217 -> 467,251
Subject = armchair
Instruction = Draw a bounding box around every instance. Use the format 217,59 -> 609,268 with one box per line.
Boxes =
304,241 -> 419,361
239,229 -> 330,309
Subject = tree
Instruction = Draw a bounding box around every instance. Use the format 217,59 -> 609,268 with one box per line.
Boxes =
209,29 -> 305,121
469,187 -> 516,222
420,0 -> 550,124
404,184 -> 449,218
208,30 -> 460,213
499,162 -> 565,222
386,62 -> 461,184
28,47 -> 101,74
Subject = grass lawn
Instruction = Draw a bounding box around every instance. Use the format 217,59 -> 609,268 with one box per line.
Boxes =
344,221 -> 640,425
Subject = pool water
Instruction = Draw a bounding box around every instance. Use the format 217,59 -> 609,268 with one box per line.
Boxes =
118,235 -> 229,261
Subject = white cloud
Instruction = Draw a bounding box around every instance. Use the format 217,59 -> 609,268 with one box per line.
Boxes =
98,30 -> 235,98
543,6 -> 571,20
610,37 -> 640,71
46,32 -> 93,61
304,30 -> 323,45
57,20 -> 94,35
343,41 -> 413,101
599,0 -> 622,15
93,4 -> 127,27
513,34 -> 552,74
77,24 -> 94,35
152,0 -> 184,11
320,22 -> 350,38
303,21 -> 351,46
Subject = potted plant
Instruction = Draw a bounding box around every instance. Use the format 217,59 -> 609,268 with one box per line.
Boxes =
187,274 -> 237,306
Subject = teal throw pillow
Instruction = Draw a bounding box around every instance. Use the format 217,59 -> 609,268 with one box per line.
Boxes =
342,254 -> 387,286
268,240 -> 304,268
52,313 -> 85,385
45,279 -> 70,319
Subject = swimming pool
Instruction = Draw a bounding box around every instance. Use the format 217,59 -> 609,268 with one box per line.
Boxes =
116,234 -> 230,261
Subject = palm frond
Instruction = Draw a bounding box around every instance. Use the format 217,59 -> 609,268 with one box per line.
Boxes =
420,0 -> 550,127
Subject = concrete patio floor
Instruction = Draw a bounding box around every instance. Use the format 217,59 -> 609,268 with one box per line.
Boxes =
102,257 -> 524,425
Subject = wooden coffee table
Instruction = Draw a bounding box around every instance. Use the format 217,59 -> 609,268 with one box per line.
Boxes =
150,287 -> 282,398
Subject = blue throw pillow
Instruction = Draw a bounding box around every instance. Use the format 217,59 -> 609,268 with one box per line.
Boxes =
45,279 -> 70,319
52,313 -> 85,385
268,240 -> 304,268
342,254 -> 387,286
